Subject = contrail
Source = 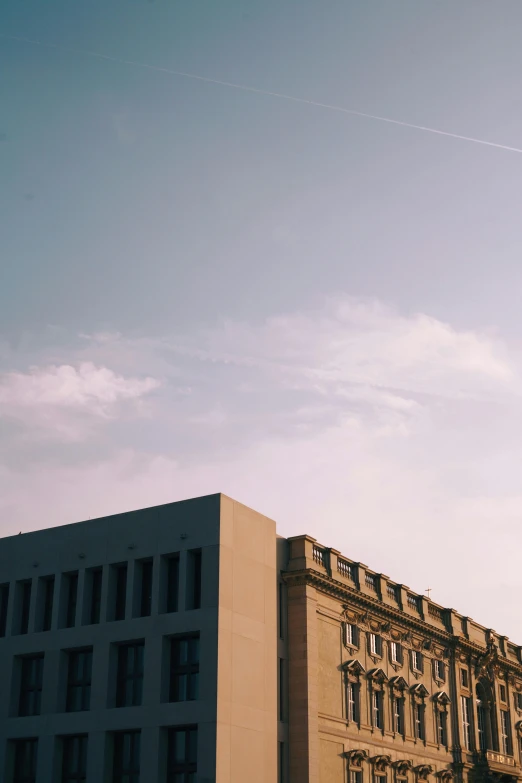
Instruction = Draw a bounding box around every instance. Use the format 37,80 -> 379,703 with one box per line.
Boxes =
3,33 -> 522,155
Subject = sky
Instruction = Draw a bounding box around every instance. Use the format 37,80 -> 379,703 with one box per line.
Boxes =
1,0 -> 522,641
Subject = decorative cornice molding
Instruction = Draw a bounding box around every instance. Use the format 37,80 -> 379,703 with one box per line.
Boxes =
283,569 -> 522,677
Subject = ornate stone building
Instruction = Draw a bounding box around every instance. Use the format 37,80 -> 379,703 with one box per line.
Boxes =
280,535 -> 522,783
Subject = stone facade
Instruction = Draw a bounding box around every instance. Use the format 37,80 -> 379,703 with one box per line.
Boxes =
282,535 -> 522,783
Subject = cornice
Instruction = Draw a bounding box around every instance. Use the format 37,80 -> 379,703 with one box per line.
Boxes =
283,568 -> 522,677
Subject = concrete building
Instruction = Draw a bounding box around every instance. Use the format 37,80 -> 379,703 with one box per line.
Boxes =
0,494 -> 277,783
1,493 -> 521,783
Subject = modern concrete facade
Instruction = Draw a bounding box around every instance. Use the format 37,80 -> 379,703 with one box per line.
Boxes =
0,494 -> 277,783
1,494 -> 521,783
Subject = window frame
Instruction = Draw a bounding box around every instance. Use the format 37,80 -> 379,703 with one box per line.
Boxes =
13,738 -> 38,783
19,655 -> 44,717
116,641 -> 145,708
411,650 -> 423,673
61,734 -> 88,783
169,634 -> 200,703
66,649 -> 93,713
112,731 -> 140,783
167,725 -> 198,782
461,695 -> 472,750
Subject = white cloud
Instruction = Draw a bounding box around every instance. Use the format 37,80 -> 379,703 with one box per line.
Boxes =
0,362 -> 160,440
1,297 -> 522,641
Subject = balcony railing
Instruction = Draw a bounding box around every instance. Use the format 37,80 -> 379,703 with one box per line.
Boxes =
312,545 -> 326,567
338,559 -> 356,581
486,751 -> 516,767
407,593 -> 420,612
387,584 -> 399,602
365,573 -> 377,591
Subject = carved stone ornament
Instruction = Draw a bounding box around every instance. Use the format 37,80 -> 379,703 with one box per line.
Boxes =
393,760 -> 413,776
414,765 -> 433,781
343,659 -> 366,679
423,639 -> 434,652
344,749 -> 368,767
433,691 -> 451,710
341,607 -> 358,624
515,721 -> 522,738
389,676 -> 409,695
435,771 -> 453,783
371,755 -> 391,772
475,639 -> 500,679
367,668 -> 388,687
359,610 -> 371,628
410,683 -> 429,702
402,630 -> 413,645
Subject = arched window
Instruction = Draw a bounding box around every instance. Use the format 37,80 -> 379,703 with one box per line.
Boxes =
476,679 -> 497,752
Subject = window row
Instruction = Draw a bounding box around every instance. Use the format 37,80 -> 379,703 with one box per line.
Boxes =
0,549 -> 203,638
343,624 -> 447,681
12,634 -> 199,717
461,681 -> 521,757
345,683 -> 448,745
7,726 -> 197,783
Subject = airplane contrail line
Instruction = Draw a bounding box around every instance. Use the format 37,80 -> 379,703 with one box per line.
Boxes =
3,33 -> 522,155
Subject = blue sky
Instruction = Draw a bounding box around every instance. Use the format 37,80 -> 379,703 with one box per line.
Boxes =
2,0 -> 522,640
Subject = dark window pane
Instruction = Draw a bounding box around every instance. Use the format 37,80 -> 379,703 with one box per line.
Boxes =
66,650 -> 92,712
114,565 -> 127,621
65,574 -> 79,628
166,555 -> 179,613
168,727 -> 198,780
186,550 -> 202,610
19,655 -> 44,717
13,738 -> 38,783
42,577 -> 55,632
139,560 -> 153,617
62,735 -> 88,783
116,642 -> 144,707
170,635 -> 199,703
90,569 -> 102,625
113,731 -> 140,783
0,582 -> 10,636
20,581 -> 32,635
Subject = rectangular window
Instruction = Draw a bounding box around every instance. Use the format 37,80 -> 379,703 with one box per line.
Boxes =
278,741 -> 285,783
500,684 -> 507,703
116,641 -> 144,707
19,655 -> 44,716
88,568 -> 102,625
411,650 -> 423,672
344,623 -> 357,647
0,582 -> 9,637
347,682 -> 358,722
414,704 -> 425,740
279,658 -> 285,721
516,693 -> 522,711
437,711 -> 447,746
392,696 -> 404,735
461,668 -> 469,689
167,726 -> 198,782
350,773 -> 362,783
62,735 -> 88,783
372,690 -> 383,729
13,738 -> 38,783
369,633 -> 382,657
186,549 -> 202,610
137,559 -> 153,618
434,659 -> 446,681
113,731 -> 140,783
66,649 -> 92,712
501,711 -> 512,755
114,564 -> 128,621
461,696 -> 472,749
170,635 -> 200,702
41,576 -> 55,632
374,776 -> 386,783
164,554 -> 179,613
390,641 -> 402,664
278,583 -> 284,639
18,580 -> 32,635
64,573 -> 79,628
